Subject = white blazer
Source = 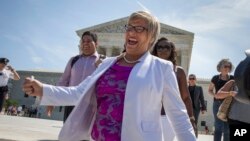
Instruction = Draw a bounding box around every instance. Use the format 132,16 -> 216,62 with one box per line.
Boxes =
41,52 -> 196,141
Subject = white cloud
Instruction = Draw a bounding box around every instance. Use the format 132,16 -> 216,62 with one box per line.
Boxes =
158,0 -> 250,78
160,0 -> 250,34
22,26 -> 77,62
24,45 -> 44,64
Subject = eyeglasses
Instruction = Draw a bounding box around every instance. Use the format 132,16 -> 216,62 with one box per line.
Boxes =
124,25 -> 148,33
189,77 -> 195,80
156,45 -> 171,52
0,72 -> 2,76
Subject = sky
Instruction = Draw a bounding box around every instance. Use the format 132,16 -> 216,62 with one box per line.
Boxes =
0,0 -> 249,79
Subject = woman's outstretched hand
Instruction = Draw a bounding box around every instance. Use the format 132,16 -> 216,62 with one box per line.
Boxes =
22,77 -> 43,97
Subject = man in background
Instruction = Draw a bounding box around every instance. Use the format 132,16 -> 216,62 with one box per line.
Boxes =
47,31 -> 105,125
188,74 -> 207,128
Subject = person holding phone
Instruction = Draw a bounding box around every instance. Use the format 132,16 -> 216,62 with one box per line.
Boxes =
0,58 -> 20,113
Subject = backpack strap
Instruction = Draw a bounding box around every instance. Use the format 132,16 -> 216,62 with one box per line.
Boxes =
95,54 -> 106,67
71,55 -> 81,68
71,54 -> 106,68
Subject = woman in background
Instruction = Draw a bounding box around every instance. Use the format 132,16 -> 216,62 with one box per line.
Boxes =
208,58 -> 234,141
151,37 -> 197,139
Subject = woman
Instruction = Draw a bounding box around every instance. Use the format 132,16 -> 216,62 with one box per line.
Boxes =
216,51 -> 250,141
23,11 -> 195,141
151,37 -> 197,139
208,59 -> 234,141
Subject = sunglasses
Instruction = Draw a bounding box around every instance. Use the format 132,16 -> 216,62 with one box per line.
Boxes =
189,77 -> 195,80
124,25 -> 148,33
156,45 -> 171,52
223,65 -> 231,68
0,72 -> 2,76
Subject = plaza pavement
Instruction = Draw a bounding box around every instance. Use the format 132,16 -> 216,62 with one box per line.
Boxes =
0,114 -> 213,141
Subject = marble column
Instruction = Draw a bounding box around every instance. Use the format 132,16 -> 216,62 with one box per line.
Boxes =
105,47 -> 113,57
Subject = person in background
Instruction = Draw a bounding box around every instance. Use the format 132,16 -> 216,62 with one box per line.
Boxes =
0,58 -> 20,113
208,58 -> 234,141
17,105 -> 22,116
46,31 -> 104,125
188,74 -> 206,129
151,37 -> 197,139
23,11 -> 196,141
216,50 -> 250,141
205,125 -> 209,134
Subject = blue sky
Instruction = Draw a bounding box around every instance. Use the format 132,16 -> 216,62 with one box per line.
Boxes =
0,0 -> 249,79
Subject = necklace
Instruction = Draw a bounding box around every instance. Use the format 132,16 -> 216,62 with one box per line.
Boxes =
220,74 -> 229,80
123,54 -> 139,64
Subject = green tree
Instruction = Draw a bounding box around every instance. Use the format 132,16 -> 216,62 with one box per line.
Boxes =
4,99 -> 19,109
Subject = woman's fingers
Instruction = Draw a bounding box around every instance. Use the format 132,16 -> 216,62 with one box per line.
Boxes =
23,77 -> 33,94
22,77 -> 43,97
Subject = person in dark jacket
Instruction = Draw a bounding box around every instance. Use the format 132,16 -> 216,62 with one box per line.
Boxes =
188,74 -> 206,126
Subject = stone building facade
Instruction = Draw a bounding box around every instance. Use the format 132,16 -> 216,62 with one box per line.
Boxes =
8,71 -> 64,120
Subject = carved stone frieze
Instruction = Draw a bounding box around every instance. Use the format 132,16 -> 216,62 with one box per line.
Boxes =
76,17 -> 193,36
91,22 -> 127,33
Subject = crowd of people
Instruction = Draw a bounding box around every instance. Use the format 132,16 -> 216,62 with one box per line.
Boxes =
1,10 -> 249,141
3,105 -> 39,118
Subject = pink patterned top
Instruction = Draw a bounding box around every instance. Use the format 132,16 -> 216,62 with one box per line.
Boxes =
91,62 -> 133,141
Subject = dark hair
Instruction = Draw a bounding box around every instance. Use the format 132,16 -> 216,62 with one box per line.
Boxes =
189,74 -> 196,79
122,44 -> 126,53
151,37 -> 177,66
81,31 -> 98,43
0,58 -> 9,64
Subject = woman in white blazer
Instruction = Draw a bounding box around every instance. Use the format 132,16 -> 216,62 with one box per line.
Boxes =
23,11 -> 196,141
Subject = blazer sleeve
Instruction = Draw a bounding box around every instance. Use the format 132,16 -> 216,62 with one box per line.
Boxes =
39,57 -> 115,106
162,63 -> 196,141
40,75 -> 92,106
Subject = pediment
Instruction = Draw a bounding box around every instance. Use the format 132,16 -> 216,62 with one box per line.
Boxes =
76,17 -> 194,37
